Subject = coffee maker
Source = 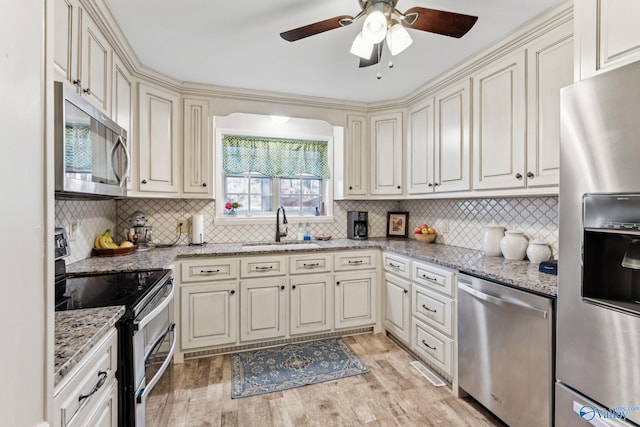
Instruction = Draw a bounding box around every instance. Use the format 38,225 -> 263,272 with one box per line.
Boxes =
347,211 -> 368,240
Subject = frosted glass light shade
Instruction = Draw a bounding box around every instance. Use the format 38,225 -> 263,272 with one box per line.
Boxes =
386,22 -> 412,56
362,9 -> 387,43
350,32 -> 374,59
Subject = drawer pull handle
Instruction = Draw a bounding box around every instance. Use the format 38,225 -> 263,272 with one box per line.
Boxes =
388,262 -> 400,268
78,371 -> 108,403
422,304 -> 437,313
421,340 -> 436,351
348,260 -> 363,265
255,266 -> 274,271
303,263 -> 320,268
421,273 -> 437,282
200,269 -> 220,274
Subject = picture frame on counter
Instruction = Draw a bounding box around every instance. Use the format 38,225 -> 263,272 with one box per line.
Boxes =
387,211 -> 409,238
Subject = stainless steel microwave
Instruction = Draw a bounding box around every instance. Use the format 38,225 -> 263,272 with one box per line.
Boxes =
54,81 -> 129,198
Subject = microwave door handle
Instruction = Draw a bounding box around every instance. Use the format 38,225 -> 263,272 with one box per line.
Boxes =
110,135 -> 130,187
135,324 -> 176,404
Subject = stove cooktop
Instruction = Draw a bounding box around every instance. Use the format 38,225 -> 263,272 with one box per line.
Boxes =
56,269 -> 171,313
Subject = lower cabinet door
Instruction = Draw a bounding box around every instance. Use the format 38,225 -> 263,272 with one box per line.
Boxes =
181,282 -> 238,349
384,273 -> 411,344
240,278 -> 287,341
334,271 -> 377,329
290,275 -> 333,335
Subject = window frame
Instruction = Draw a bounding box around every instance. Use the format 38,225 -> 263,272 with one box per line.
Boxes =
215,126 -> 335,225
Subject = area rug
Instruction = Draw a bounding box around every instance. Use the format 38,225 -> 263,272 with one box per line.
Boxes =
231,337 -> 369,398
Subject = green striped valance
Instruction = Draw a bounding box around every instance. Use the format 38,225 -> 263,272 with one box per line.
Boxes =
222,135 -> 329,178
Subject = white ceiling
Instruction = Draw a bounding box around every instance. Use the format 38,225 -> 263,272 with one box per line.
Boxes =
105,0 -> 565,103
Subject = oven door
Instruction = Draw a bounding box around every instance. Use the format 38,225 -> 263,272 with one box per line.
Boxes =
133,279 -> 176,427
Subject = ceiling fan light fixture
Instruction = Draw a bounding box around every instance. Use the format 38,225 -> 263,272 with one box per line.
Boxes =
350,31 -> 375,59
362,3 -> 388,43
386,21 -> 412,56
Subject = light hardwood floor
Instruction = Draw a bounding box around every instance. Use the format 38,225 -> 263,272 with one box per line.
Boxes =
164,333 -> 504,427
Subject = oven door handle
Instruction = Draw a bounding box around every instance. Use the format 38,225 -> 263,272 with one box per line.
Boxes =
134,278 -> 174,332
135,323 -> 176,404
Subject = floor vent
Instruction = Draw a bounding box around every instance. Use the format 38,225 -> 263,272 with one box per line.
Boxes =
410,360 -> 446,387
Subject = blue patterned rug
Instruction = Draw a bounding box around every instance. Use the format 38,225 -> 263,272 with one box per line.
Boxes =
231,337 -> 369,398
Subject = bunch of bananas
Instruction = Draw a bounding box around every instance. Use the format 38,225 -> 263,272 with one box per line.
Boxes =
94,229 -> 119,249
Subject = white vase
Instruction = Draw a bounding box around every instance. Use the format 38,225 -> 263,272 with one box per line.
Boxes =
482,224 -> 505,256
526,240 -> 552,264
500,230 -> 529,260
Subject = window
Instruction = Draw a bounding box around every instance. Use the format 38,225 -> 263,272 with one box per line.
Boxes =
221,135 -> 330,218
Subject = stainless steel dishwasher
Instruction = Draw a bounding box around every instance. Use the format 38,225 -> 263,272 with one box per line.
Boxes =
457,273 -> 554,427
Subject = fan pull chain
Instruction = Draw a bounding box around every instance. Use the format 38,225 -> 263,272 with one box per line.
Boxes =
376,43 -> 382,79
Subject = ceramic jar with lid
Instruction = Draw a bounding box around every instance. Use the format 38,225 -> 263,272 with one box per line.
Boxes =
482,224 -> 505,256
500,230 -> 529,260
526,239 -> 552,264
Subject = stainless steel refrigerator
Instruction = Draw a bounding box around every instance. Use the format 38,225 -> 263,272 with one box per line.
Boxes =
557,61 -> 640,426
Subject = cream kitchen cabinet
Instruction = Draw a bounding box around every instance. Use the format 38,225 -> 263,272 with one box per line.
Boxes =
335,271 -> 377,329
369,112 -> 403,196
290,274 -> 333,335
433,80 -> 471,193
472,51 -> 527,191
137,82 -> 181,194
575,0 -> 640,81
183,97 -> 213,197
53,0 -> 78,84
180,282 -> 238,349
343,114 -> 368,197
53,328 -> 118,427
383,269 -> 411,345
406,99 -> 435,195
240,277 -> 288,342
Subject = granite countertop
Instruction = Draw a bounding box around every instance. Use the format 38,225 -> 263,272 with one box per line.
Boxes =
54,306 -> 125,388
66,238 -> 558,296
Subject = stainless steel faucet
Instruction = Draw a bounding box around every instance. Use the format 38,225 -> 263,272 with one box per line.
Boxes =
275,205 -> 288,242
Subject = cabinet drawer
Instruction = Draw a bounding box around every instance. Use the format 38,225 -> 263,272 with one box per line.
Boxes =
412,261 -> 455,297
54,328 -> 118,427
411,318 -> 453,377
413,284 -> 454,336
240,256 -> 287,278
383,252 -> 411,278
333,250 -> 377,271
289,253 -> 332,275
180,258 -> 238,282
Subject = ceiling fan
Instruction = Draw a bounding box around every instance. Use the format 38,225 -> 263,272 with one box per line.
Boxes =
280,0 -> 478,68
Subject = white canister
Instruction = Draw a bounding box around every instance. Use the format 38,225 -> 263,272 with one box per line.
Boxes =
482,224 -> 505,256
500,230 -> 529,260
526,240 -> 552,264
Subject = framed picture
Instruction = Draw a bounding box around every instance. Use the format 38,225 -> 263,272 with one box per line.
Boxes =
387,211 -> 409,237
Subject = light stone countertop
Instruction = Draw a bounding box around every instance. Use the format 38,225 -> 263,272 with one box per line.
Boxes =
54,306 -> 125,388
66,238 -> 558,297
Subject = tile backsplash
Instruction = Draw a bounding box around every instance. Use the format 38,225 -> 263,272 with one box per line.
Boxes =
56,196 -> 558,262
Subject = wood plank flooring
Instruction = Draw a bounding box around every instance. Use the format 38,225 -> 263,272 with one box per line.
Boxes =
164,333 -> 504,427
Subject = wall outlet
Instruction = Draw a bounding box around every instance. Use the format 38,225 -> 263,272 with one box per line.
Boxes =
442,220 -> 450,233
67,219 -> 79,241
178,219 -> 189,233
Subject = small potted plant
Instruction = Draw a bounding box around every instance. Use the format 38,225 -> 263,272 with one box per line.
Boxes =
224,200 -> 242,215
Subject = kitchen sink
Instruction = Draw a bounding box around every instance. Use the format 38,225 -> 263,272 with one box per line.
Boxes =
242,242 -> 321,250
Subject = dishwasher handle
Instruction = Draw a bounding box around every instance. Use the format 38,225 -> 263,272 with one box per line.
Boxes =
458,281 -> 548,319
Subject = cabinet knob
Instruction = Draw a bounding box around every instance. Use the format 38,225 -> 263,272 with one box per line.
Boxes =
292,285 -> 296,290
73,79 -> 81,87
434,183 -> 440,186
515,173 -> 523,180
202,182 -> 207,187
141,179 -> 147,184
230,290 -> 235,295
349,186 -> 353,190
83,88 -> 92,95
280,285 -> 285,290
397,185 -> 401,189
527,172 -> 534,179
428,183 -> 433,187
336,281 -> 340,286
404,289 -> 408,294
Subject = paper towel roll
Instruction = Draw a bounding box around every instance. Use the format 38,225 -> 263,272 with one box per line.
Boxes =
191,214 -> 204,244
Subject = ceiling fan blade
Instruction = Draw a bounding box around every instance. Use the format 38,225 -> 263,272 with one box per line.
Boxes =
280,15 -> 353,42
359,41 -> 384,68
402,7 -> 478,38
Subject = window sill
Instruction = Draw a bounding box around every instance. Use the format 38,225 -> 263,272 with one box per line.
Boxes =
214,214 -> 335,226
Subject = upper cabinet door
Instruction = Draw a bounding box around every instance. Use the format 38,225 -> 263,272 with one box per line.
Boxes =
434,79 -> 471,193
526,23 -> 573,189
472,52 -> 526,190
78,10 -> 111,113
53,0 -> 78,83
138,83 -> 180,194
183,97 -> 212,196
407,99 -> 435,194
345,114 -> 368,197
370,112 -> 403,196
576,0 -> 640,81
